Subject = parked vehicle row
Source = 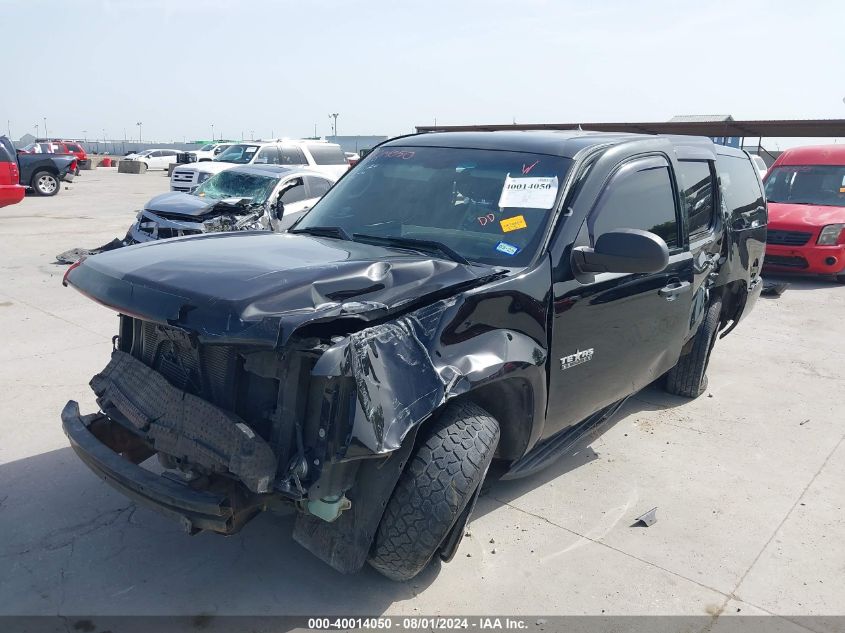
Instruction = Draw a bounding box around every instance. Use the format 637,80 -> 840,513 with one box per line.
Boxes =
170,139 -> 348,192
62,130 -> 765,581
1,135 -> 76,197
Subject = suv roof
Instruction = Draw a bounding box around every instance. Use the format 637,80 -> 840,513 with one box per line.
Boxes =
392,130 -> 731,161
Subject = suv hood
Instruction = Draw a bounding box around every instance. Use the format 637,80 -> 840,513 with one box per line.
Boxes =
65,232 -> 499,347
143,191 -> 256,218
183,161 -> 235,176
767,202 -> 845,228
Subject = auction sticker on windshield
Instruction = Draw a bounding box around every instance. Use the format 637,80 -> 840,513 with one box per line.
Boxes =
498,175 -> 558,209
500,215 -> 527,232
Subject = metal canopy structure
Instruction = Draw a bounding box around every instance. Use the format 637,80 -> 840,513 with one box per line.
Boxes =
415,119 -> 845,138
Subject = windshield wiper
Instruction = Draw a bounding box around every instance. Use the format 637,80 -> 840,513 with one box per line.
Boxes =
352,233 -> 470,265
290,225 -> 352,241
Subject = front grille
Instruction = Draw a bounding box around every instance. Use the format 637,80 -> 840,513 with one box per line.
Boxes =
767,230 -> 812,246
172,170 -> 197,184
765,255 -> 809,269
137,321 -> 239,410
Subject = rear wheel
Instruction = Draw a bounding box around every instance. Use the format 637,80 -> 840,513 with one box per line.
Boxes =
664,299 -> 722,398
31,171 -> 60,196
368,401 -> 500,581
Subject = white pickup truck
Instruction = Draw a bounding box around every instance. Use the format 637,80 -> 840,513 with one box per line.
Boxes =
170,140 -> 349,192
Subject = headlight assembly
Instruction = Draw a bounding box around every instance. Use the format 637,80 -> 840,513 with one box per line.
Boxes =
817,224 -> 845,245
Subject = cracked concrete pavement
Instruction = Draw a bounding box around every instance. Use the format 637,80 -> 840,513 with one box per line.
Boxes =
0,169 -> 843,629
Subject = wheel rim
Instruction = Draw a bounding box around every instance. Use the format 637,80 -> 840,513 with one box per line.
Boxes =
38,175 -> 57,193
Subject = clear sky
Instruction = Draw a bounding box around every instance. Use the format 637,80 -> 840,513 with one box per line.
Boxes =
2,0 -> 844,145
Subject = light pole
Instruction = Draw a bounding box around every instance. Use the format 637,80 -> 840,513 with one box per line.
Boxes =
82,130 -> 87,143
34,123 -> 39,138
6,120 -> 10,138
211,123 -> 214,141
136,122 -> 142,143
43,117 -> 47,139
250,129 -> 255,140
328,113 -> 339,137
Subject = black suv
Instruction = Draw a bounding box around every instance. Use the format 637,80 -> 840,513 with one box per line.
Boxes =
61,131 -> 766,580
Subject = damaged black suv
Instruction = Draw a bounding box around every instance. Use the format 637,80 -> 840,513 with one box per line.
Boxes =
62,131 -> 766,580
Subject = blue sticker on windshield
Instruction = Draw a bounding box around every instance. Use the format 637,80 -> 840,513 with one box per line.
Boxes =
495,241 -> 520,256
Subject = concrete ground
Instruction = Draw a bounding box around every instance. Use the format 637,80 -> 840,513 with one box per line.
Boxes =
0,169 -> 843,629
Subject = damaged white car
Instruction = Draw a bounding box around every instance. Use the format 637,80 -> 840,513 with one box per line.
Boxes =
128,165 -> 335,243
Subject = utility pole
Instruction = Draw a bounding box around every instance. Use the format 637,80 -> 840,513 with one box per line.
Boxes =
136,121 -> 142,143
328,113 -> 339,137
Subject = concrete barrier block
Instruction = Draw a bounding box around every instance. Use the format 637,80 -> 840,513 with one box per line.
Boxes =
118,160 -> 147,174
167,163 -> 178,177
78,159 -> 95,171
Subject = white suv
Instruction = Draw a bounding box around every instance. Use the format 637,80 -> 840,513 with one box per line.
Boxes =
186,142 -> 234,162
170,140 -> 349,192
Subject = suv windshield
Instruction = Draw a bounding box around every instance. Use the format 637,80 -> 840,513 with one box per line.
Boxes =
194,170 -> 278,205
198,144 -> 216,151
214,144 -> 259,164
296,146 -> 572,266
765,164 -> 845,207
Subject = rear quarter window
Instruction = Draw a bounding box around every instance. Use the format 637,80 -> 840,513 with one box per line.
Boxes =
715,155 -> 766,230
307,144 -> 348,165
0,138 -> 14,162
280,147 -> 307,165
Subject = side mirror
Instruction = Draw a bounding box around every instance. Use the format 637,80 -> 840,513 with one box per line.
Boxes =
572,228 -> 669,274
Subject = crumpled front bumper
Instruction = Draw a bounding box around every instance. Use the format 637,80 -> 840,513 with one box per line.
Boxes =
128,210 -> 204,243
61,401 -> 265,534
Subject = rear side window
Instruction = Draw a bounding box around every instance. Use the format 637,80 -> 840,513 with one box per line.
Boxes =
677,160 -> 715,238
307,144 -> 347,165
0,138 -> 14,162
588,156 -> 679,249
306,176 -> 332,197
280,147 -> 307,165
255,147 -> 280,164
66,143 -> 82,152
716,155 -> 766,229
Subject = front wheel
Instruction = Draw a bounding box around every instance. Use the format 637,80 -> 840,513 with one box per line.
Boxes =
32,171 -> 60,196
664,299 -> 722,398
368,401 -> 500,581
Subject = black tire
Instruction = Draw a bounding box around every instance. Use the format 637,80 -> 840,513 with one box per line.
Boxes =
368,401 -> 500,581
664,299 -> 722,398
31,171 -> 60,196
835,274 -> 845,284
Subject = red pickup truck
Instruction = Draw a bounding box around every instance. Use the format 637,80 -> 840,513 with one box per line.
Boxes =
0,136 -> 26,208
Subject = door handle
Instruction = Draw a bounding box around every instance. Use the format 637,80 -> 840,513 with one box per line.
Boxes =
658,281 -> 691,300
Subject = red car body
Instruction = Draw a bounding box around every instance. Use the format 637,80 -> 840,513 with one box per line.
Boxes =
763,145 -> 845,281
0,154 -> 26,208
60,140 -> 88,162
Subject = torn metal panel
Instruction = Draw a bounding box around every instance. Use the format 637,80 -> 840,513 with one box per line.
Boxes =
91,350 -> 277,493
314,291 -> 549,458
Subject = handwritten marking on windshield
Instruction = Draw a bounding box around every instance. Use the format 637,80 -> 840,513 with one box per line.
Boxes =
522,160 -> 540,174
